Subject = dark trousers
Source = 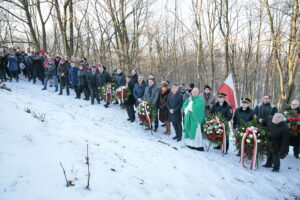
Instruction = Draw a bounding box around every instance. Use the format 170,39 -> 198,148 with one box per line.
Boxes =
9,71 -> 19,81
90,87 -> 100,104
293,146 -> 299,156
59,76 -> 70,95
265,152 -> 280,170
76,85 -> 89,99
126,104 -> 135,120
172,122 -> 182,139
0,68 -> 7,81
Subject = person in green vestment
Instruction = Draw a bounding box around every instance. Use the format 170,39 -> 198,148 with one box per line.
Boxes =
182,88 -> 206,151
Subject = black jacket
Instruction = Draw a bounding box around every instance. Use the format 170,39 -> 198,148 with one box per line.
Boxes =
131,74 -> 138,85
166,92 -> 183,123
211,101 -> 233,121
233,107 -> 255,128
97,70 -> 112,87
114,72 -> 126,87
77,69 -> 87,87
254,103 -> 278,124
124,80 -> 135,106
266,117 -> 290,156
86,71 -> 99,88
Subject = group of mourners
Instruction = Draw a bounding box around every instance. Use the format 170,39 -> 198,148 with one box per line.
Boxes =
1,46 -> 299,172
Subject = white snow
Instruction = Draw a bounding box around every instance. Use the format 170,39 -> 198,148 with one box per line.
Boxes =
0,79 -> 299,200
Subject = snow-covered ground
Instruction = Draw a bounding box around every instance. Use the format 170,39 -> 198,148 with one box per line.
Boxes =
0,79 -> 299,200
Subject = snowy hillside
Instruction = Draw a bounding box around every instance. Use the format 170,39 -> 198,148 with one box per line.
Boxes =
0,79 -> 299,200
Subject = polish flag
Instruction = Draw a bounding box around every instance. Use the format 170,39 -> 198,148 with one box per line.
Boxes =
217,74 -> 238,111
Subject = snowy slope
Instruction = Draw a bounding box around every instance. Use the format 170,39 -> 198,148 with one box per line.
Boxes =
0,79 -> 299,200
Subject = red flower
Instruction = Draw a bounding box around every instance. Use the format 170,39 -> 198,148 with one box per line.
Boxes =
288,117 -> 294,122
295,117 -> 300,121
296,113 -> 300,116
291,126 -> 297,131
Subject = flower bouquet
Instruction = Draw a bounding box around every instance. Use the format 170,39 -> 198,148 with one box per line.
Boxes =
99,82 -> 118,103
137,101 -> 157,128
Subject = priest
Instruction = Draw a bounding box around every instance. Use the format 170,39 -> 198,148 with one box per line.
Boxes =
182,88 -> 206,151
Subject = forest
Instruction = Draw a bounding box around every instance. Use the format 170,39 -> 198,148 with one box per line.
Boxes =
0,0 -> 299,109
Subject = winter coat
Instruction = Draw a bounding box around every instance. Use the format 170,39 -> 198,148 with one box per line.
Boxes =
233,107 -> 255,128
284,107 -> 300,147
266,117 -> 290,156
8,55 -> 19,71
143,84 -> 160,108
200,92 -> 216,117
77,69 -> 88,87
57,62 -> 70,77
44,63 -> 57,77
211,101 -> 233,121
133,81 -> 147,101
254,103 -> 278,124
131,74 -> 138,85
96,71 -> 112,87
167,92 -> 183,123
158,89 -> 170,122
114,72 -> 126,86
86,71 -> 99,88
69,67 -> 79,87
124,80 -> 135,106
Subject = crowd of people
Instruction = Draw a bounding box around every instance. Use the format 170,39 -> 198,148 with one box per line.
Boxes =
0,46 -> 299,172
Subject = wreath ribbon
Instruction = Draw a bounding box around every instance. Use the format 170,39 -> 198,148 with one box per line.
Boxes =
241,127 -> 258,170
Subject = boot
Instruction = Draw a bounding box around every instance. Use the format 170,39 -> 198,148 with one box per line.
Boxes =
164,121 -> 171,135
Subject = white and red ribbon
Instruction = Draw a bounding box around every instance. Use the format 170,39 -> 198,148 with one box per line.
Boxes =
106,85 -> 112,103
241,127 -> 258,170
140,101 -> 151,128
221,123 -> 227,154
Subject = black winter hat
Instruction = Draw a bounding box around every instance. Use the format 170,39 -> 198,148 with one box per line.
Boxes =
189,83 -> 195,89
204,85 -> 211,91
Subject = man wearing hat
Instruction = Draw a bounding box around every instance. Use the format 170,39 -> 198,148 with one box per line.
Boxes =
233,97 -> 256,129
200,85 -> 216,118
211,92 -> 233,151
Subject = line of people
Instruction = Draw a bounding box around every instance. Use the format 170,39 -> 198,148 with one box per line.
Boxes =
1,46 -> 299,172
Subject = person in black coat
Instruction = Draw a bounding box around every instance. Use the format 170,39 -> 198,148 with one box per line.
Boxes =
167,84 -> 183,141
233,97 -> 256,129
211,93 -> 233,151
211,93 -> 233,121
32,54 -> 45,84
133,75 -> 147,106
0,53 -> 7,82
124,75 -> 136,122
86,66 -> 100,105
254,95 -> 278,125
263,113 -> 290,172
57,58 -> 71,95
131,69 -> 138,85
284,100 -> 300,158
96,65 -> 112,107
96,65 -> 112,88
76,64 -> 89,100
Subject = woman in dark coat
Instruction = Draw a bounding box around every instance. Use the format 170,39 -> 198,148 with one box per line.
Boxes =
263,113 -> 290,172
158,82 -> 171,134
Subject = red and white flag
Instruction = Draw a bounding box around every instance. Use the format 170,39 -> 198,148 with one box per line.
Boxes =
217,74 -> 238,111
